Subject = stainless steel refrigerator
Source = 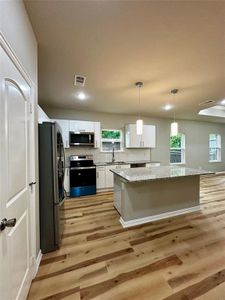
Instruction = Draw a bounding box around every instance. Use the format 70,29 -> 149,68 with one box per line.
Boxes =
38,122 -> 65,253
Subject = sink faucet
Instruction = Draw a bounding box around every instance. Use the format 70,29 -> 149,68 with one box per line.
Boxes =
112,145 -> 115,163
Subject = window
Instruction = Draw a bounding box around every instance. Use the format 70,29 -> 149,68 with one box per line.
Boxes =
101,129 -> 123,152
170,134 -> 185,164
209,134 -> 221,162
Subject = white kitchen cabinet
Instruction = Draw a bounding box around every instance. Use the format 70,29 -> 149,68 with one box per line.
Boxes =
96,164 -> 130,191
125,124 -> 141,148
142,125 -> 156,148
64,167 -> 70,196
53,119 -> 70,148
69,120 -> 94,132
125,124 -> 156,148
96,166 -> 106,189
105,164 -> 130,189
94,122 -> 101,148
51,119 -> 101,148
146,162 -> 161,167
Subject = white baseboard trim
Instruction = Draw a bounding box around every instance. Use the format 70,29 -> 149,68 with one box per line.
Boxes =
215,171 -> 225,176
33,250 -> 42,278
120,205 -> 201,228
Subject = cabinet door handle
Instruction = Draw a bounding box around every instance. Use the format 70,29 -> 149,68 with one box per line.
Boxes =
97,172 -> 99,179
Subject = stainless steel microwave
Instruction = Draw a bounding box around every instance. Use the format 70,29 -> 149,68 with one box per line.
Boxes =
69,131 -> 95,146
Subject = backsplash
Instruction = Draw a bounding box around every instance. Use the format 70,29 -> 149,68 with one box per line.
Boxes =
65,147 -> 151,164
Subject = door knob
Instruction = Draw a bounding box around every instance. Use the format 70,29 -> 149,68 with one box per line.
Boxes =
0,218 -> 17,231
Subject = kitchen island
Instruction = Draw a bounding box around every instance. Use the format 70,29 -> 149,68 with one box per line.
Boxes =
111,166 -> 212,228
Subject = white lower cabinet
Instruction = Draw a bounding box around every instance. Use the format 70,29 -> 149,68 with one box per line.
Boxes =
96,166 -> 106,189
105,164 -> 129,189
64,167 -> 70,195
96,164 -> 130,191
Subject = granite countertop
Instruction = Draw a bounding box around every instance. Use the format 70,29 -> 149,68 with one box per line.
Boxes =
94,160 -> 160,166
111,166 -> 213,182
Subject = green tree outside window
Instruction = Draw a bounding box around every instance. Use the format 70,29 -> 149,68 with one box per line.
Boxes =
101,130 -> 121,139
170,134 -> 181,148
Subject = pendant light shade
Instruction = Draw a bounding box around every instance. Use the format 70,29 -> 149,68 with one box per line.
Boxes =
171,121 -> 178,136
135,81 -> 143,135
136,119 -> 143,135
170,89 -> 179,136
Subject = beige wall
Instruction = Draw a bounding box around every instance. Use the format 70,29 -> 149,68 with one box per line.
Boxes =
45,107 -> 225,172
0,0 -> 37,83
0,0 -> 39,257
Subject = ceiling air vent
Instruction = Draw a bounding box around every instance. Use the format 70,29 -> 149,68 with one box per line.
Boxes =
74,75 -> 86,87
199,100 -> 215,107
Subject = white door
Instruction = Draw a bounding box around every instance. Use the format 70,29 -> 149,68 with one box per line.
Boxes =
0,46 -> 32,299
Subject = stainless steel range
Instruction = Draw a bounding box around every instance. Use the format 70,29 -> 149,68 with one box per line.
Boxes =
70,155 -> 96,197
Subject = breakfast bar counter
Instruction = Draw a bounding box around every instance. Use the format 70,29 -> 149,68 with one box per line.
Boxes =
111,166 -> 212,228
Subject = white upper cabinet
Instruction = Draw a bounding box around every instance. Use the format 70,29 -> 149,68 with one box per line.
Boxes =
142,124 -> 156,148
94,122 -> 101,148
69,120 -> 94,132
125,124 -> 141,148
52,119 -> 101,149
125,124 -> 156,148
53,119 -> 70,148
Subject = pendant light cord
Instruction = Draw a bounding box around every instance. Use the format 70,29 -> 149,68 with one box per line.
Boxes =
138,86 -> 141,119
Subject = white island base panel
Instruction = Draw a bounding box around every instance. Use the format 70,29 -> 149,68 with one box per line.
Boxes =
120,205 -> 200,228
114,175 -> 201,228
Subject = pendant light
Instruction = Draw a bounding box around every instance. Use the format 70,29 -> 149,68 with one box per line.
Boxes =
170,89 -> 179,136
135,81 -> 143,135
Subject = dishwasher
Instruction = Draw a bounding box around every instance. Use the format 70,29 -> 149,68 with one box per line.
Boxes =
130,163 -> 146,168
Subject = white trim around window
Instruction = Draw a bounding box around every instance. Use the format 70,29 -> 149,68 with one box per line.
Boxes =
170,133 -> 186,165
101,129 -> 124,152
209,134 -> 221,163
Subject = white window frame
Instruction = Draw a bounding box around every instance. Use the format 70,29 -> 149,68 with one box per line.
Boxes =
170,133 -> 186,165
209,134 -> 221,163
101,129 -> 124,152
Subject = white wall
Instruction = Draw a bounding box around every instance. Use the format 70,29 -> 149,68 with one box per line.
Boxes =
0,0 -> 37,83
0,0 -> 39,258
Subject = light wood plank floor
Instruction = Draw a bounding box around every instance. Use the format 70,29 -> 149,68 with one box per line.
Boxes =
28,174 -> 225,300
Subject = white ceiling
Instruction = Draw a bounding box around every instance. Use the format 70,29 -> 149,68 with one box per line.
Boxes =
24,0 -> 225,121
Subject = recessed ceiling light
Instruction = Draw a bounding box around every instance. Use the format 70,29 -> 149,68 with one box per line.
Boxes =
163,104 -> 172,111
77,92 -> 86,100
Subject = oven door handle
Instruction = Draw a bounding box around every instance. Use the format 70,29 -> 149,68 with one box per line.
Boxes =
70,166 -> 96,170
